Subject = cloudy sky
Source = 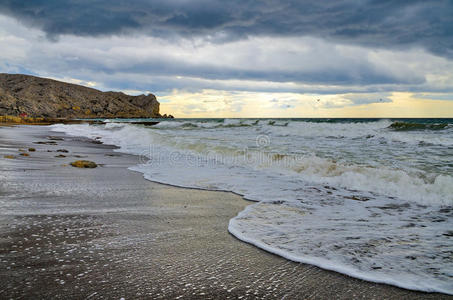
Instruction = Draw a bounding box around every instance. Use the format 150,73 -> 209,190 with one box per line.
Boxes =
1,0 -> 452,117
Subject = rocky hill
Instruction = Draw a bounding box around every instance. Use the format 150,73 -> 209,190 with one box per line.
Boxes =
0,73 -> 168,119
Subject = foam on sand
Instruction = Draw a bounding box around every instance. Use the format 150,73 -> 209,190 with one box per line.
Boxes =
51,118 -> 453,294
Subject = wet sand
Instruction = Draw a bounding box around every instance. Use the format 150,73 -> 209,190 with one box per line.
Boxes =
0,125 -> 451,299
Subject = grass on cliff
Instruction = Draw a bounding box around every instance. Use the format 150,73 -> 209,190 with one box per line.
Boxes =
0,115 -> 48,125
0,115 -> 102,125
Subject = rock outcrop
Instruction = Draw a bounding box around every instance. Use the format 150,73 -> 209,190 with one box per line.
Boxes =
0,73 -> 167,118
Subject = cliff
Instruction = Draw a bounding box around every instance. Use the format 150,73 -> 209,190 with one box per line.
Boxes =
0,73 -> 166,119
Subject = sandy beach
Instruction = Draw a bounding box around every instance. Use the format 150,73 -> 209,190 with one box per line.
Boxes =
0,125 -> 451,299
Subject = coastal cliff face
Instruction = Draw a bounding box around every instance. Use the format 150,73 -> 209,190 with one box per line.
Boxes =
0,73 -> 165,118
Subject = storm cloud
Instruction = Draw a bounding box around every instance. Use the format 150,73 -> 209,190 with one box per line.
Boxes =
1,0 -> 452,58
0,1 -> 452,116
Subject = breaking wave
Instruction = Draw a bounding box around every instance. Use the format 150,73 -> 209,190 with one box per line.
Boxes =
389,121 -> 450,131
51,118 -> 453,294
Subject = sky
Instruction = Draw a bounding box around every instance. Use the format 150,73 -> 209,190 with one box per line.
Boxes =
0,0 -> 453,117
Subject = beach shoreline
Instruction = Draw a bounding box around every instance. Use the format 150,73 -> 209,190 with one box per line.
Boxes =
0,125 -> 450,299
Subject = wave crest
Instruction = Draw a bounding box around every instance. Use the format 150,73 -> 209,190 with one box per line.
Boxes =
389,121 -> 450,131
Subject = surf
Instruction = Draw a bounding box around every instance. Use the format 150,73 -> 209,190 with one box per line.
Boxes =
51,118 -> 453,294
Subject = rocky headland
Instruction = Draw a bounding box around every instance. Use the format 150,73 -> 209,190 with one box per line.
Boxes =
0,73 -> 173,123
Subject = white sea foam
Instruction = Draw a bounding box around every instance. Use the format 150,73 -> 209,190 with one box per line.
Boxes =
51,119 -> 453,294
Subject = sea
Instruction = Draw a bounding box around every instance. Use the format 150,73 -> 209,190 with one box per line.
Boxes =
51,118 -> 453,294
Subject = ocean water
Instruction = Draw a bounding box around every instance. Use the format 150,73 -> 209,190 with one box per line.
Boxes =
51,118 -> 453,294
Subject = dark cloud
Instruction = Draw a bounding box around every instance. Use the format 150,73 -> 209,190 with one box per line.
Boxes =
0,0 -> 452,57
115,60 -> 420,86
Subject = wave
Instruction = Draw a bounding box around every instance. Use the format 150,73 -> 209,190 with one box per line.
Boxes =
50,120 -> 453,294
152,119 -> 258,129
389,121 -> 450,131
51,121 -> 453,206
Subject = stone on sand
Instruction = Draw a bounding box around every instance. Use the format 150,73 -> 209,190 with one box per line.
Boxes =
70,160 -> 97,168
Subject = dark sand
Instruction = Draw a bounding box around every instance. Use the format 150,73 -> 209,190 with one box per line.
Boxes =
0,125 -> 451,299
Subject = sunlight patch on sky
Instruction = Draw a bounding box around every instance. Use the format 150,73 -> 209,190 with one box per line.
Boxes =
161,90 -> 453,118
